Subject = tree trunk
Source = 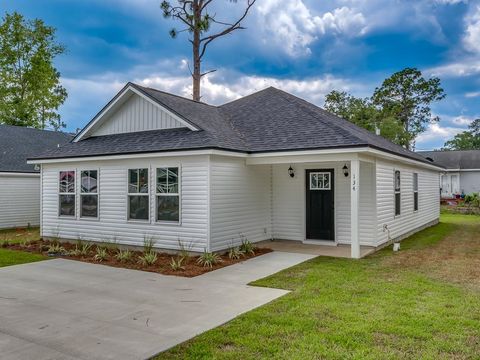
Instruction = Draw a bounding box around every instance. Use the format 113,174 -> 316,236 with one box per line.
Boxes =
192,2 -> 201,102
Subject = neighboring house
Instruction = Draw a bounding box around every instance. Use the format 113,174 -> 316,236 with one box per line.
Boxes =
28,83 -> 443,258
0,125 -> 72,229
418,150 -> 480,198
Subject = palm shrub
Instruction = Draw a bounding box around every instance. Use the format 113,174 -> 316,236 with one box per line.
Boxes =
228,246 -> 244,260
197,250 -> 222,268
239,236 -> 256,256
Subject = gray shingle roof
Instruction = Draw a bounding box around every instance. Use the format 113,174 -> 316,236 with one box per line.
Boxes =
417,150 -> 480,169
0,125 -> 72,172
29,83 -> 436,166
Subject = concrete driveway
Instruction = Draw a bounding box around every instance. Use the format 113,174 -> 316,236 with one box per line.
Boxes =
0,251 -> 315,360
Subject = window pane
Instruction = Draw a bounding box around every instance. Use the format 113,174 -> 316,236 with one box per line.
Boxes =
395,193 -> 401,216
156,168 -> 167,193
139,169 -> 149,193
167,167 -> 178,193
128,169 -> 138,193
59,195 -> 75,216
318,174 -> 324,189
413,173 -> 418,191
60,171 -> 75,193
414,192 -> 419,211
157,195 -> 179,222
128,195 -> 149,220
310,173 -> 317,189
81,195 -> 98,218
323,173 -> 330,189
81,170 -> 98,193
395,171 -> 401,191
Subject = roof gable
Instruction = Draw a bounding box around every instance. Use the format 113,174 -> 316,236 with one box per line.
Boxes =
418,150 -> 480,169
74,83 -> 199,142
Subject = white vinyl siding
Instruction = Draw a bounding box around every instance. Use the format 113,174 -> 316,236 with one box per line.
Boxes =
0,174 -> 40,229
376,159 -> 439,246
271,161 -> 376,246
209,156 -> 272,251
41,155 -> 208,252
93,94 -> 185,136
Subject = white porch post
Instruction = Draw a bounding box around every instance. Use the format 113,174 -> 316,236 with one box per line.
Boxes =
350,159 -> 361,259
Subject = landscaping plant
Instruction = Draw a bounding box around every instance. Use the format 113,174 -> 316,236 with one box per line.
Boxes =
138,251 -> 158,266
170,256 -> 185,271
228,246 -> 244,260
239,235 -> 256,256
94,247 -> 108,262
47,243 -> 65,256
197,250 -> 222,268
115,249 -> 132,262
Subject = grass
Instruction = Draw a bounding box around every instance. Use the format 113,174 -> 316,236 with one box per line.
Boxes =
160,213 -> 480,359
0,227 -> 46,268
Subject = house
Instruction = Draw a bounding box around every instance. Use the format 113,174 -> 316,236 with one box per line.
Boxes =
28,83 -> 443,258
418,150 -> 480,198
0,125 -> 72,229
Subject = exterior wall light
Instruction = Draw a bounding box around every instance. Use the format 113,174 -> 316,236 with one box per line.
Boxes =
288,166 -> 295,178
343,164 -> 349,177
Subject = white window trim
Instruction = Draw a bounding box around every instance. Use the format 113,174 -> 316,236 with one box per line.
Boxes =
309,171 -> 331,191
79,169 -> 100,220
155,166 -> 181,225
58,169 -> 76,218
394,169 -> 401,217
413,172 -> 419,212
126,167 -> 150,222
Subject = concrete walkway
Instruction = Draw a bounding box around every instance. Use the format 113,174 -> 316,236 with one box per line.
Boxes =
0,251 -> 315,360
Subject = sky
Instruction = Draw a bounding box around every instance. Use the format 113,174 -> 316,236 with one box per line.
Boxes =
3,0 -> 480,150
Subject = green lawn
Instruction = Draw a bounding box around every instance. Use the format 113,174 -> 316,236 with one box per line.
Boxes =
160,214 -> 480,360
0,227 -> 46,268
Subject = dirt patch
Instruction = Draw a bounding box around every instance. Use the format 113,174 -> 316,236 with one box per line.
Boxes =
383,225 -> 480,290
1,239 -> 272,277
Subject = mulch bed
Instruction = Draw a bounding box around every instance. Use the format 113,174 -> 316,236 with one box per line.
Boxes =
1,239 -> 272,277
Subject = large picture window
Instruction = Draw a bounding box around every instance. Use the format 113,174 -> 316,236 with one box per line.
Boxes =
128,168 -> 149,220
413,173 -> 419,211
59,171 -> 75,216
394,170 -> 401,216
156,167 -> 180,222
81,170 -> 98,218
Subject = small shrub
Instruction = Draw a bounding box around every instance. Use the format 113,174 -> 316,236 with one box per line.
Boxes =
228,246 -> 244,260
239,236 -> 256,256
170,256 -> 185,271
197,250 -> 222,268
138,251 -> 158,266
79,242 -> 93,256
47,243 -> 65,255
143,236 -> 156,255
94,247 -> 108,262
115,249 -> 132,262
178,237 -> 193,260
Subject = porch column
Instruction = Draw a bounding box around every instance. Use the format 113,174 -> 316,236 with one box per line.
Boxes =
350,159 -> 361,259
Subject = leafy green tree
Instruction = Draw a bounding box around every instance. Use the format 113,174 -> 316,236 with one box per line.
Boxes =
324,90 -> 408,146
443,119 -> 480,150
161,0 -> 256,101
372,68 -> 445,149
0,11 -> 67,130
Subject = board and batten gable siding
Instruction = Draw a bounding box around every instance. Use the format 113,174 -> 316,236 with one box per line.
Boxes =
376,159 -> 440,246
0,174 -> 40,229
271,161 -> 376,246
93,94 -> 186,136
209,156 -> 272,251
41,155 -> 209,252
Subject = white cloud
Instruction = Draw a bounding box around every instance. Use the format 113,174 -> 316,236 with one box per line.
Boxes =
451,115 -> 476,126
416,123 -> 466,149
463,5 -> 480,53
428,60 -> 480,77
465,91 -> 480,98
256,0 -> 366,56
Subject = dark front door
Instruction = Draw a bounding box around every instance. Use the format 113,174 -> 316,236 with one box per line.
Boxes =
306,169 -> 335,241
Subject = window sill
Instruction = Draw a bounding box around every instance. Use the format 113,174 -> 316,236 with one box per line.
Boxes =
155,220 -> 181,226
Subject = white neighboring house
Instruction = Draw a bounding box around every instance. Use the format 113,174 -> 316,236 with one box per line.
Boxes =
0,125 -> 71,229
418,150 -> 480,198
28,83 -> 443,258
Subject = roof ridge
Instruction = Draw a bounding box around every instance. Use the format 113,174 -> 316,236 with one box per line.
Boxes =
220,86 -> 276,108
0,123 -> 71,135
130,82 -> 218,108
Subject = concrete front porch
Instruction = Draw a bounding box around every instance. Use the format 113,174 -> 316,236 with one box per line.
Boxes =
256,239 -> 376,258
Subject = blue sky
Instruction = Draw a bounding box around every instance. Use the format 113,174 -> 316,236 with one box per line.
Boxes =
3,0 -> 480,150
